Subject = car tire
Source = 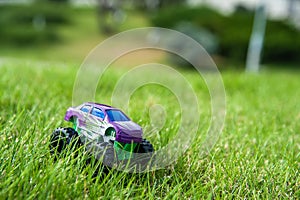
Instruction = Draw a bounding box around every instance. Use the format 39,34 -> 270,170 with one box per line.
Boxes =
128,139 -> 155,172
49,127 -> 81,155
92,142 -> 117,168
50,127 -> 67,154
136,139 -> 155,153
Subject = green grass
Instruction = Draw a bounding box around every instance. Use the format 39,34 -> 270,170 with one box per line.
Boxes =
0,59 -> 299,199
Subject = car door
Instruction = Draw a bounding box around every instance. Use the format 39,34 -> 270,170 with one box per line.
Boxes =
88,107 -> 106,137
78,104 -> 92,129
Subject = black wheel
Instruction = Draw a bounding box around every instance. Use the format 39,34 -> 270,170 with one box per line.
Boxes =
65,127 -> 82,149
92,142 -> 117,168
50,127 -> 67,154
49,127 -> 81,155
135,139 -> 155,153
126,139 -> 155,172
101,142 -> 117,168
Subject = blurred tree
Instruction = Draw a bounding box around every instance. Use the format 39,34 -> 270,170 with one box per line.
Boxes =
234,3 -> 252,13
0,1 -> 71,46
166,21 -> 219,68
47,0 -> 69,2
128,0 -> 186,11
36,0 -> 69,3
97,0 -> 125,34
96,0 -> 187,34
151,5 -> 300,67
159,0 -> 186,7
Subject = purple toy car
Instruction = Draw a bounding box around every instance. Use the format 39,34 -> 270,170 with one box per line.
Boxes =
49,102 -> 154,167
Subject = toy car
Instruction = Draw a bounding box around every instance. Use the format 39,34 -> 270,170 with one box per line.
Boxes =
49,102 -> 154,169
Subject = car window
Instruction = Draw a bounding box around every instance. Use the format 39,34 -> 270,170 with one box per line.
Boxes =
91,107 -> 105,119
106,109 -> 130,122
80,105 -> 91,113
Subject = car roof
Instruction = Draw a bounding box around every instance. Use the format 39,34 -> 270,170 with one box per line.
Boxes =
85,102 -> 116,111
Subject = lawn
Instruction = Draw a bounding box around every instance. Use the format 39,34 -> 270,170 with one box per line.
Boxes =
0,58 -> 299,199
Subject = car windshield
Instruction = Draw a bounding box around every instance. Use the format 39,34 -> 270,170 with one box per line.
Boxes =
106,109 -> 130,122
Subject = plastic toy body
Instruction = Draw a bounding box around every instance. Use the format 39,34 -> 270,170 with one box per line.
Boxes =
50,102 -> 154,165
64,102 -> 143,144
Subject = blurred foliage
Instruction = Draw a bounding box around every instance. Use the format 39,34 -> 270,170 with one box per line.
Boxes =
174,22 -> 219,54
264,20 -> 300,63
37,0 -> 69,3
47,0 -> 69,2
130,0 -> 185,10
151,5 -> 300,64
0,2 -> 71,46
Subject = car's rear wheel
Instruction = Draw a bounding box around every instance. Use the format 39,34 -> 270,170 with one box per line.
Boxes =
50,127 -> 67,154
49,127 -> 81,155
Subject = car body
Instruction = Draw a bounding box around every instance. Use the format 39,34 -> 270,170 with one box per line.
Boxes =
64,102 -> 143,144
50,102 -> 154,169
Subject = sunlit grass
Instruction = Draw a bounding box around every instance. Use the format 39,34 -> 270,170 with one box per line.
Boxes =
0,60 -> 299,199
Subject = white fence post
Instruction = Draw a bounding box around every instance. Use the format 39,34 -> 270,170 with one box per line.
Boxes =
246,0 -> 267,73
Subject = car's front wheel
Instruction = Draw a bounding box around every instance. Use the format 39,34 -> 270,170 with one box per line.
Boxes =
135,139 -> 155,153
